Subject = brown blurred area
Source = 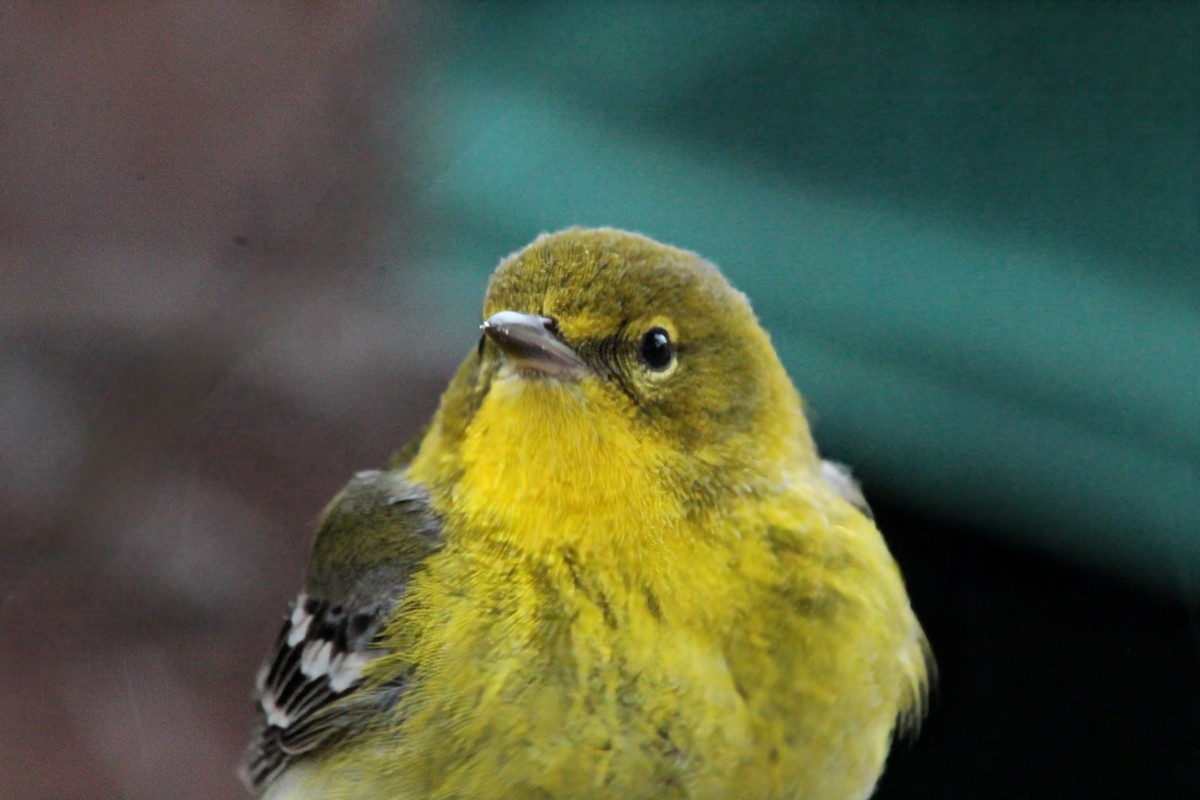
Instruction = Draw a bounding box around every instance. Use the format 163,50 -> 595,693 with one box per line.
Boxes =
0,5 -> 447,798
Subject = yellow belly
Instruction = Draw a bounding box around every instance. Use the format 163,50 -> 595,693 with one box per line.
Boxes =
295,500 -> 921,800
290,371 -> 927,799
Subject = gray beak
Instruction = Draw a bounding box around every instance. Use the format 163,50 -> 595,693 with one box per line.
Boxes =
481,311 -> 587,378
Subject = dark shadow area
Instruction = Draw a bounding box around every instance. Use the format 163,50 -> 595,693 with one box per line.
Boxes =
874,492 -> 1200,798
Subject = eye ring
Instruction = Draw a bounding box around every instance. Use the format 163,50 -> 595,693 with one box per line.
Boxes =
638,327 -> 674,371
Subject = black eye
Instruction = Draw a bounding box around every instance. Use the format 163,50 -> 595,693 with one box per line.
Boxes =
638,327 -> 674,371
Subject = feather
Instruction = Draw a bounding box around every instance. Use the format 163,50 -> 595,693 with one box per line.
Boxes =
240,470 -> 442,796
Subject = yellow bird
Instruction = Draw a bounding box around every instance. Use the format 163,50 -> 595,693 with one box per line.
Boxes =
242,228 -> 931,800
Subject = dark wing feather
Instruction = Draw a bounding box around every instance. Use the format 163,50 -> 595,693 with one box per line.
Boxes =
240,469 -> 441,795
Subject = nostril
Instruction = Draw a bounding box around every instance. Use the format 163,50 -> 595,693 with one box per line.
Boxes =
541,317 -> 561,336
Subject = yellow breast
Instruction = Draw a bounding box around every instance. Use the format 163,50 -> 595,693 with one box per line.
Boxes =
315,372 -> 927,800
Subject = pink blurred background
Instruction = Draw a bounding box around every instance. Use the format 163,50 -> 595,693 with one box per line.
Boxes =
0,5 -> 447,797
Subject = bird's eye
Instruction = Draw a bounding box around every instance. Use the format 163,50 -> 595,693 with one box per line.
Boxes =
638,327 -> 674,371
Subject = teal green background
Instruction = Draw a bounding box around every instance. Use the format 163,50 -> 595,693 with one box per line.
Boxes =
392,3 -> 1199,597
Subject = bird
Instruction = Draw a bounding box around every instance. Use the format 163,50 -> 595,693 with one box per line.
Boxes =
241,228 -> 931,800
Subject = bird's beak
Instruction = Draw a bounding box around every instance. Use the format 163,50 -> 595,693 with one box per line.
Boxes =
481,311 -> 587,379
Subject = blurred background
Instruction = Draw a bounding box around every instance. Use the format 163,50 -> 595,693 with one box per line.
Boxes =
1,3 -> 1197,798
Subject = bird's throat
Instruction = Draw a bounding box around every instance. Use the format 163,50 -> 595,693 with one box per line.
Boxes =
413,375 -> 686,559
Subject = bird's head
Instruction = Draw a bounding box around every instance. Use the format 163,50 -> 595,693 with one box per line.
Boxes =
409,228 -> 814,533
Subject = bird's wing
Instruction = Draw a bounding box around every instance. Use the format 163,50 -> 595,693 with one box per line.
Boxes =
819,459 -> 873,519
819,459 -> 933,734
240,469 -> 442,795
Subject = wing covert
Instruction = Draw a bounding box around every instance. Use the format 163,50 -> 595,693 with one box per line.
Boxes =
241,468 -> 441,795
